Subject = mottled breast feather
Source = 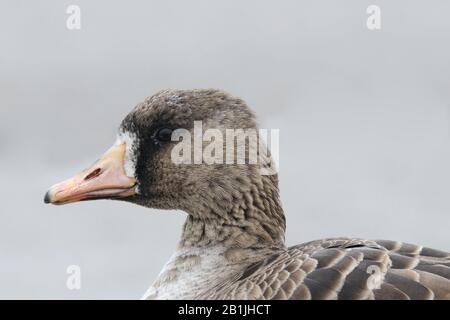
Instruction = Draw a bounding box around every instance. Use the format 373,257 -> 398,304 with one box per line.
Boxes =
205,238 -> 450,300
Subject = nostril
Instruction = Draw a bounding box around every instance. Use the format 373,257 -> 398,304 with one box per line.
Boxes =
84,168 -> 102,181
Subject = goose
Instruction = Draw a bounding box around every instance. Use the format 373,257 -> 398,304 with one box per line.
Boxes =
44,89 -> 450,300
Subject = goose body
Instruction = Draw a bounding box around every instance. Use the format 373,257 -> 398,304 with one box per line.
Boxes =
144,238 -> 450,300
45,89 -> 450,300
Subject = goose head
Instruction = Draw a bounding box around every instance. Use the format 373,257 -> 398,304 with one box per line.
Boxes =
44,89 -> 281,228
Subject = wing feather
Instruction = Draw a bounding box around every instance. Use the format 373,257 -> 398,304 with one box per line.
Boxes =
214,238 -> 450,299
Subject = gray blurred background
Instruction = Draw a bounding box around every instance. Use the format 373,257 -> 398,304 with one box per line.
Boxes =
0,0 -> 449,299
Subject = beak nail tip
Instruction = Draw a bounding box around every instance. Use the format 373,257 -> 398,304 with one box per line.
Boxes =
44,191 -> 51,204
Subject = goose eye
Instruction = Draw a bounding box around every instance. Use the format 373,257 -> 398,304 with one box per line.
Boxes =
155,128 -> 173,142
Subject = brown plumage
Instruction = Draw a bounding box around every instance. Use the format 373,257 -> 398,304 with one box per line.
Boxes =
44,89 -> 450,300
205,238 -> 450,299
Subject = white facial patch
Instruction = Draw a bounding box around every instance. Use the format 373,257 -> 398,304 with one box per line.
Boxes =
114,130 -> 138,178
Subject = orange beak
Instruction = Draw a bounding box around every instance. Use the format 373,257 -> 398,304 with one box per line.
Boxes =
44,143 -> 137,205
